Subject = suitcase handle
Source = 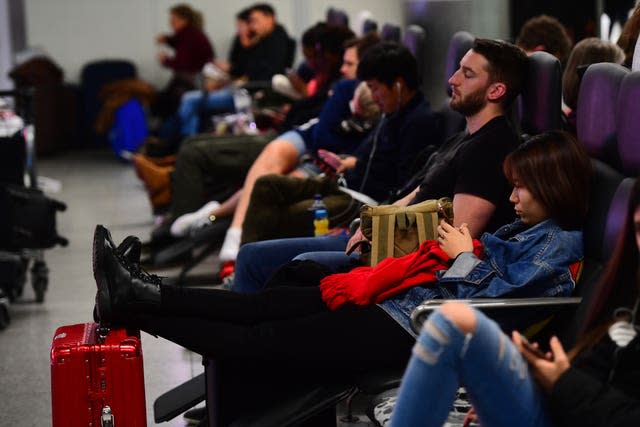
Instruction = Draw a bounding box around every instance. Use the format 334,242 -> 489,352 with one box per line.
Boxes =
101,406 -> 114,427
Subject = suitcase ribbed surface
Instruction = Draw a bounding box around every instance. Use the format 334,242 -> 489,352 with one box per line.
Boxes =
50,323 -> 147,426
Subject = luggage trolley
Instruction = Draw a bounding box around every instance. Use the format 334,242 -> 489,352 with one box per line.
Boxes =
0,88 -> 67,311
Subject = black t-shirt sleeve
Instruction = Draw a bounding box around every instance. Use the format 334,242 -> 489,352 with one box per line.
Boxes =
453,137 -> 510,206
397,111 -> 442,186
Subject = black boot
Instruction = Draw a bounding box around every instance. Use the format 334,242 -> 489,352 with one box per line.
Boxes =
93,226 -> 143,323
93,225 -> 162,327
117,235 -> 142,264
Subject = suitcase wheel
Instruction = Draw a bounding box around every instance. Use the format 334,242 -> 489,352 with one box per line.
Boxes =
15,256 -> 29,298
31,260 -> 48,304
0,301 -> 10,330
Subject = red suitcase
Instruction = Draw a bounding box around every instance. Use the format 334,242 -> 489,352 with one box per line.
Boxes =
50,323 -> 147,426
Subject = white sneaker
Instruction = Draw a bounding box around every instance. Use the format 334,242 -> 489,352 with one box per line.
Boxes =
170,201 -> 221,237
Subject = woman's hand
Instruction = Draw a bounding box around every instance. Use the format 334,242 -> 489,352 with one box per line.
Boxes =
345,226 -> 368,254
156,34 -> 168,44
337,156 -> 357,173
437,220 -> 473,259
512,332 -> 571,394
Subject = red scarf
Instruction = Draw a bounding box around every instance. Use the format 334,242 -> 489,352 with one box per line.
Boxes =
320,239 -> 484,310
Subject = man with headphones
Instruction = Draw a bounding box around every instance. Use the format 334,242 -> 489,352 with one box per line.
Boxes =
233,42 -> 445,291
330,41 -> 442,202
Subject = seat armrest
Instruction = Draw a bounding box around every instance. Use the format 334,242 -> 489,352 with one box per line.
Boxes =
153,373 -> 206,422
410,297 -> 582,334
337,187 -> 379,206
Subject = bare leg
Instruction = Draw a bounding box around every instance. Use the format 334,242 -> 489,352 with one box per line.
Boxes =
218,139 -> 300,261
211,190 -> 242,218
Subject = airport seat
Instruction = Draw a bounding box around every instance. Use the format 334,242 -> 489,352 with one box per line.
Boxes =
362,19 -> 378,34
79,59 -> 137,146
443,31 -> 475,98
517,51 -> 562,136
617,71 -> 640,176
327,7 -> 349,28
380,24 -> 401,43
577,62 -> 628,169
403,25 -> 426,79
439,31 -> 474,138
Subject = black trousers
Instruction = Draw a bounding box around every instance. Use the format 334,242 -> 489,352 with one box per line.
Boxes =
131,285 -> 414,424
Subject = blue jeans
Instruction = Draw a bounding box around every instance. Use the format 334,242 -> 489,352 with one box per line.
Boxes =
232,236 -> 355,293
178,88 -> 235,136
391,308 -> 553,427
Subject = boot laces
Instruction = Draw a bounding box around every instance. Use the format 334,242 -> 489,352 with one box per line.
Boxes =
115,252 -> 162,286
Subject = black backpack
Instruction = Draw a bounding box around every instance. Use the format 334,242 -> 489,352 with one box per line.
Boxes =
0,184 -> 68,250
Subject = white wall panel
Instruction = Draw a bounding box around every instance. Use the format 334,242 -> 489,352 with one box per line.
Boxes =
24,0 -> 403,86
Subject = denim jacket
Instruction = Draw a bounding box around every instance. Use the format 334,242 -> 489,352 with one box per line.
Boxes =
378,219 -> 583,336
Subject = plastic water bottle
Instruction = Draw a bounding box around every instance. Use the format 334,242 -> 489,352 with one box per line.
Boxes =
309,194 -> 329,236
232,88 -> 257,134
313,208 -> 330,236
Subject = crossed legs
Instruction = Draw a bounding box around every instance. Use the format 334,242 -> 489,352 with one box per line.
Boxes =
391,302 -> 553,427
217,134 -> 303,261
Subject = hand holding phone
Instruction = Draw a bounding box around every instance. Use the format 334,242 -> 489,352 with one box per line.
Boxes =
513,332 -> 570,393
316,149 -> 342,171
519,333 -> 552,360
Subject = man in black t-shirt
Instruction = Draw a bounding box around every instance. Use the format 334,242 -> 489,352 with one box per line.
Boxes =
347,38 -> 528,251
244,3 -> 293,81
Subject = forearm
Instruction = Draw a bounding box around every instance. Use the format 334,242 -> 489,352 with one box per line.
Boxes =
214,59 -> 231,73
394,187 -> 419,207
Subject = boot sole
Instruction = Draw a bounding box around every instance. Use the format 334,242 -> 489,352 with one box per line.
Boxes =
92,225 -> 112,328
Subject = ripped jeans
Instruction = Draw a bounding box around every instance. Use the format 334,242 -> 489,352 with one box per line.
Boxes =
390,307 -> 554,427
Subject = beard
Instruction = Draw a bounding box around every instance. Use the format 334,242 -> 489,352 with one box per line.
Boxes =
450,87 -> 487,116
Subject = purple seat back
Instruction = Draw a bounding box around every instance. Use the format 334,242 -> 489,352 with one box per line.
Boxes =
380,24 -> 401,43
617,72 -> 640,176
362,19 -> 378,34
327,7 -> 349,28
444,31 -> 474,96
577,63 -> 628,159
403,25 -> 426,78
439,31 -> 474,138
517,51 -> 562,135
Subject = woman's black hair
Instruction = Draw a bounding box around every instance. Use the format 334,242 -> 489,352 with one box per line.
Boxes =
503,130 -> 591,230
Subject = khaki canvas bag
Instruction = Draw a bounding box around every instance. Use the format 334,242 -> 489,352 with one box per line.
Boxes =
360,198 -> 453,266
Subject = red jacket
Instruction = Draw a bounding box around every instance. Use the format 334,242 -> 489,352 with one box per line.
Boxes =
320,239 -> 483,310
163,26 -> 214,74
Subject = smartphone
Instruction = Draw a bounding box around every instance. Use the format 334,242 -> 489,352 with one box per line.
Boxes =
316,149 -> 342,172
519,334 -> 550,360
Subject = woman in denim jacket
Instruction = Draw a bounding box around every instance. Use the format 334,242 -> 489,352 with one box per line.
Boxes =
379,131 -> 587,334
391,181 -> 640,427
92,131 -> 591,425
